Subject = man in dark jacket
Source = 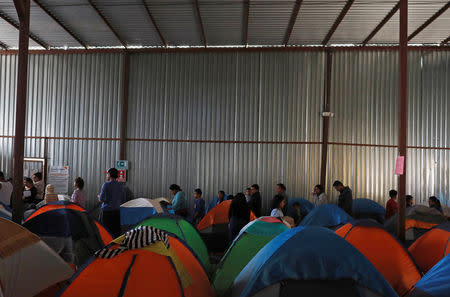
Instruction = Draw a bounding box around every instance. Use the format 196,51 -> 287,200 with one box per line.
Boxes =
333,180 -> 353,216
249,184 -> 262,217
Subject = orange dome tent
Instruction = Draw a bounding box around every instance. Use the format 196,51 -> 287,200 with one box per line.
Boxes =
23,201 -> 113,266
384,205 -> 446,245
25,201 -> 85,222
197,200 -> 257,231
197,200 -> 257,253
58,226 -> 214,297
409,221 -> 450,274
336,220 -> 421,297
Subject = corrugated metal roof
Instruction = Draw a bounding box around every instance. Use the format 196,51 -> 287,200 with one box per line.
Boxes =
0,0 -> 449,48
410,7 -> 450,44
91,0 -> 162,46
330,0 -> 398,44
371,0 -> 450,44
289,0 -> 345,45
0,16 -> 21,48
146,0 -> 202,46
248,0 -> 295,45
199,0 -> 244,45
36,0 -> 122,46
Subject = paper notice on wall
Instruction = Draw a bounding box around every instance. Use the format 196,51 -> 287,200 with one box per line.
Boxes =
48,166 -> 69,194
395,156 -> 405,175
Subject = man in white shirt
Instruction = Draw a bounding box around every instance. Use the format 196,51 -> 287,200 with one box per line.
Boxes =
0,171 -> 13,207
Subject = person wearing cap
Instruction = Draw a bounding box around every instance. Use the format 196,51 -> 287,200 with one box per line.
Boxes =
98,168 -> 126,237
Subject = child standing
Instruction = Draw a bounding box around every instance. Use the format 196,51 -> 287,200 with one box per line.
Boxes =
193,188 -> 205,225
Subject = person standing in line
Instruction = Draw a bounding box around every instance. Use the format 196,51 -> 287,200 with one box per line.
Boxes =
333,180 -> 353,216
193,188 -> 205,225
217,190 -> 226,205
170,184 -> 188,218
98,168 -> 126,238
249,184 -> 262,217
228,193 -> 251,242
71,177 -> 86,208
275,183 -> 288,214
406,195 -> 414,208
313,184 -> 327,207
32,172 -> 45,200
270,195 -> 285,218
385,190 -> 398,219
245,188 -> 252,203
0,171 -> 13,207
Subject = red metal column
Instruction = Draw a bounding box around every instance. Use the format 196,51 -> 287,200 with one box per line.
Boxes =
11,0 -> 30,223
120,52 -> 130,160
397,0 -> 408,242
320,51 -> 332,187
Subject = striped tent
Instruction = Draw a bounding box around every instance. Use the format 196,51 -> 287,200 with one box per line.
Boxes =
57,226 -> 214,297
0,218 -> 74,297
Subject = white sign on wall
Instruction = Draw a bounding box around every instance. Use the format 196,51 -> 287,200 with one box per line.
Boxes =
48,165 -> 69,194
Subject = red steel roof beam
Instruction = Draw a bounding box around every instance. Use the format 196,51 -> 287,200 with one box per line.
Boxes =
322,0 -> 354,46
243,0 -> 249,46
87,0 -> 127,48
0,10 -> 49,49
33,0 -> 88,49
442,35 -> 450,44
284,0 -> 303,46
193,0 -> 207,47
362,1 -> 400,45
141,0 -> 167,47
408,2 -> 450,41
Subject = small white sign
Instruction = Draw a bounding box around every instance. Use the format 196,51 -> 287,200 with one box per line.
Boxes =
48,165 -> 69,194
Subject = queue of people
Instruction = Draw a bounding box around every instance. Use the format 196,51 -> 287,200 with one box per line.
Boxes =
2,166 -> 448,241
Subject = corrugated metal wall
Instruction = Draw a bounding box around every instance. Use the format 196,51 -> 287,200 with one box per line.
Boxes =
127,52 -> 325,211
327,50 -> 450,207
327,51 -> 400,204
407,51 -> 450,206
1,50 -> 450,211
0,54 -> 123,210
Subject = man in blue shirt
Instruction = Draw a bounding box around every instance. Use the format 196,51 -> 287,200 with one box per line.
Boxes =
169,184 -> 187,218
99,168 -> 126,237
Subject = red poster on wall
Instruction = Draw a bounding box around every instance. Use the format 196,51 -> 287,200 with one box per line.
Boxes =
118,169 -> 127,182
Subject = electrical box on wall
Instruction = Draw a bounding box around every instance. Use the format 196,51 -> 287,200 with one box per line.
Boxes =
322,112 -> 334,118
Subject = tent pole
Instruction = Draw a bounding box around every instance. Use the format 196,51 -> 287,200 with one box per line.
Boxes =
397,0 -> 408,242
11,0 -> 30,223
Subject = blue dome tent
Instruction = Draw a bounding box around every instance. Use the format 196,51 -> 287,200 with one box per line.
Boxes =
232,226 -> 397,297
300,204 -> 353,228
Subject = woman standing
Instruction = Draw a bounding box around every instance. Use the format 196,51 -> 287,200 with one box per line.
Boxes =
228,193 -> 250,242
313,184 -> 327,207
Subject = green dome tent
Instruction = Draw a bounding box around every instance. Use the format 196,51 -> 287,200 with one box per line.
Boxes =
137,213 -> 211,274
212,217 -> 289,297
